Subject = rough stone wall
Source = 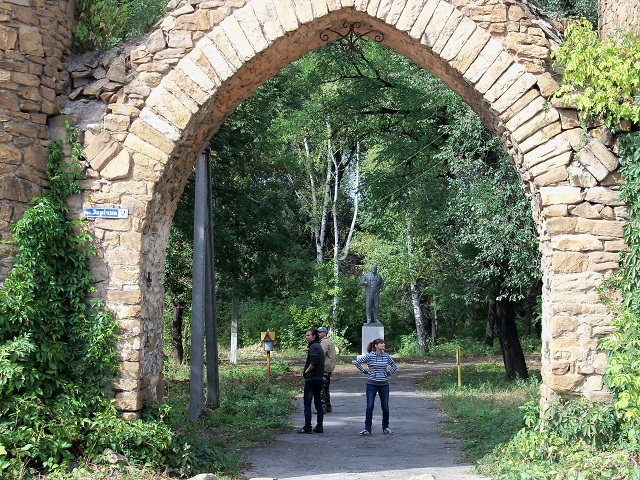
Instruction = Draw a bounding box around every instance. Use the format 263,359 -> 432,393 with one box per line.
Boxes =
599,0 -> 640,36
0,0 -> 632,416
0,0 -> 75,283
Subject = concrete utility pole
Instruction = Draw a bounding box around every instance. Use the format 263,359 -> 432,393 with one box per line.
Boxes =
190,147 -> 220,420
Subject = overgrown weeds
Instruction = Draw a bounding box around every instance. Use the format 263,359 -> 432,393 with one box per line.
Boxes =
421,363 -> 541,461
426,363 -> 640,480
160,360 -> 297,477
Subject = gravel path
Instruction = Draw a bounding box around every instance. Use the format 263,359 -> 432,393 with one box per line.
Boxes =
241,360 -> 493,480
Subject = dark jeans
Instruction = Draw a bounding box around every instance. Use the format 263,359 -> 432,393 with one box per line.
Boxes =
364,383 -> 389,432
303,379 -> 324,429
321,372 -> 332,411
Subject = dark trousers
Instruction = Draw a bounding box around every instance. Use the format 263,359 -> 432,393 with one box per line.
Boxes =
364,383 -> 390,432
303,379 -> 324,429
321,372 -> 332,411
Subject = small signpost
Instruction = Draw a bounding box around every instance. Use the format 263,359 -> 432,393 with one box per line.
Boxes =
261,331 -> 276,382
456,345 -> 462,387
83,207 -> 129,219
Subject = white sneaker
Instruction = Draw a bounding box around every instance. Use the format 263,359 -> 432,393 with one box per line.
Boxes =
358,429 -> 371,436
383,428 -> 394,434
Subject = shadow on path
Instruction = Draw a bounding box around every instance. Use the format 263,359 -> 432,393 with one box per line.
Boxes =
242,361 -> 492,480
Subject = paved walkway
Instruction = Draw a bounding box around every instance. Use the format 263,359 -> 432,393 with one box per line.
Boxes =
242,361 -> 492,480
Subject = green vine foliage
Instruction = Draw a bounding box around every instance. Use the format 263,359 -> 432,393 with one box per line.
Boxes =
481,23 -> 640,479
0,121 -> 120,476
73,0 -> 168,51
0,121 -> 189,478
600,132 -> 640,424
552,19 -> 640,127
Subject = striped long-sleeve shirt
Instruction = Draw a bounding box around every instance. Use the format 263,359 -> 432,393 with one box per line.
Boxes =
353,351 -> 397,384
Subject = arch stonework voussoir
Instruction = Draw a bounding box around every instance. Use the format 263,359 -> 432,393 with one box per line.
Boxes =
67,0 -> 623,414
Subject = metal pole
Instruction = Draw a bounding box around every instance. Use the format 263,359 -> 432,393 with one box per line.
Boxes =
203,146 -> 220,408
190,148 -> 209,420
266,350 -> 271,383
456,345 -> 461,387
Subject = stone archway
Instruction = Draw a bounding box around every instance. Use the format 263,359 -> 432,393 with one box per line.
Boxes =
60,0 -> 625,415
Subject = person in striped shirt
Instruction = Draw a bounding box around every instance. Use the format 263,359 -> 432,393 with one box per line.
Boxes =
353,338 -> 398,435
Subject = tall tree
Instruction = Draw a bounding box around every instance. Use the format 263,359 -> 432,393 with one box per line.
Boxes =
437,108 -> 541,379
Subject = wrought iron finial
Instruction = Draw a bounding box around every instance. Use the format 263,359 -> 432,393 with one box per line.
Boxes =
320,21 -> 384,54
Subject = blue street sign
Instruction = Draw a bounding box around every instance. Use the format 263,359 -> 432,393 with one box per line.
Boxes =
83,208 -> 129,219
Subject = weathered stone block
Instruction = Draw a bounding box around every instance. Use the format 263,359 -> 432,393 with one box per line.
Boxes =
518,123 -> 562,154
432,7 -> 463,55
440,17 -> 476,62
422,1 -> 455,49
550,234 -> 603,251
18,25 -> 43,56
146,85 -> 195,130
451,26 -> 490,74
114,391 -> 145,411
587,139 -> 619,172
569,161 -> 597,188
513,110 -> 559,144
272,0 -> 300,32
558,108 -> 579,130
551,251 -> 588,273
252,0 -> 286,41
550,361 -> 571,375
485,63 -> 527,103
542,204 -> 568,217
409,0 -> 439,39
576,147 -> 610,183
491,72 -> 537,114
396,0 -> 428,32
540,186 -> 582,206
525,137 -> 572,171
474,51 -> 512,94
123,133 -> 170,164
291,0 -> 314,22
197,37 -> 235,83
0,25 -> 18,50
235,5 -> 270,52
102,149 -> 132,181
546,217 -> 577,235
583,186 -> 623,206
575,218 -> 624,238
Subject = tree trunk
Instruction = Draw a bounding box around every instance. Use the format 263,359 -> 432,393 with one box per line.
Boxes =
410,281 -> 428,352
431,299 -> 438,346
523,296 -> 532,337
485,297 -> 496,347
495,298 -> 529,380
407,222 -> 428,352
171,303 -> 184,364
230,294 -> 238,365
331,130 -> 340,329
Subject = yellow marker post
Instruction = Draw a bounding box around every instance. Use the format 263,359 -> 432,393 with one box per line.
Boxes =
261,331 -> 276,382
456,345 -> 461,387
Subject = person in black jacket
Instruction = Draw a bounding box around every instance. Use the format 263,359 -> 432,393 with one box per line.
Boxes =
298,329 -> 325,434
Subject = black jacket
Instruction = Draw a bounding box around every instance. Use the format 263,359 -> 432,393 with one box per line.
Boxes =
303,341 -> 325,381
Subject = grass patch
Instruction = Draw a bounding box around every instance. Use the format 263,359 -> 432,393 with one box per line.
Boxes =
426,362 -> 640,480
394,335 -> 541,359
161,360 -> 298,477
34,359 -> 299,480
420,362 -> 541,462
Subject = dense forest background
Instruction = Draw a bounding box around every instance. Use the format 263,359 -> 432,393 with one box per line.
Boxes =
164,37 -> 543,375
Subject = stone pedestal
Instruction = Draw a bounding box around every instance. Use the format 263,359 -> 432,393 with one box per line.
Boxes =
361,322 -> 385,355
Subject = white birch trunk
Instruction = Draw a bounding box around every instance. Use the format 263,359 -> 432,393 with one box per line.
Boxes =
230,294 -> 238,364
407,220 -> 428,352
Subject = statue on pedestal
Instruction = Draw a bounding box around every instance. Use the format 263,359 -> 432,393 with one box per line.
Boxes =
360,264 -> 384,324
